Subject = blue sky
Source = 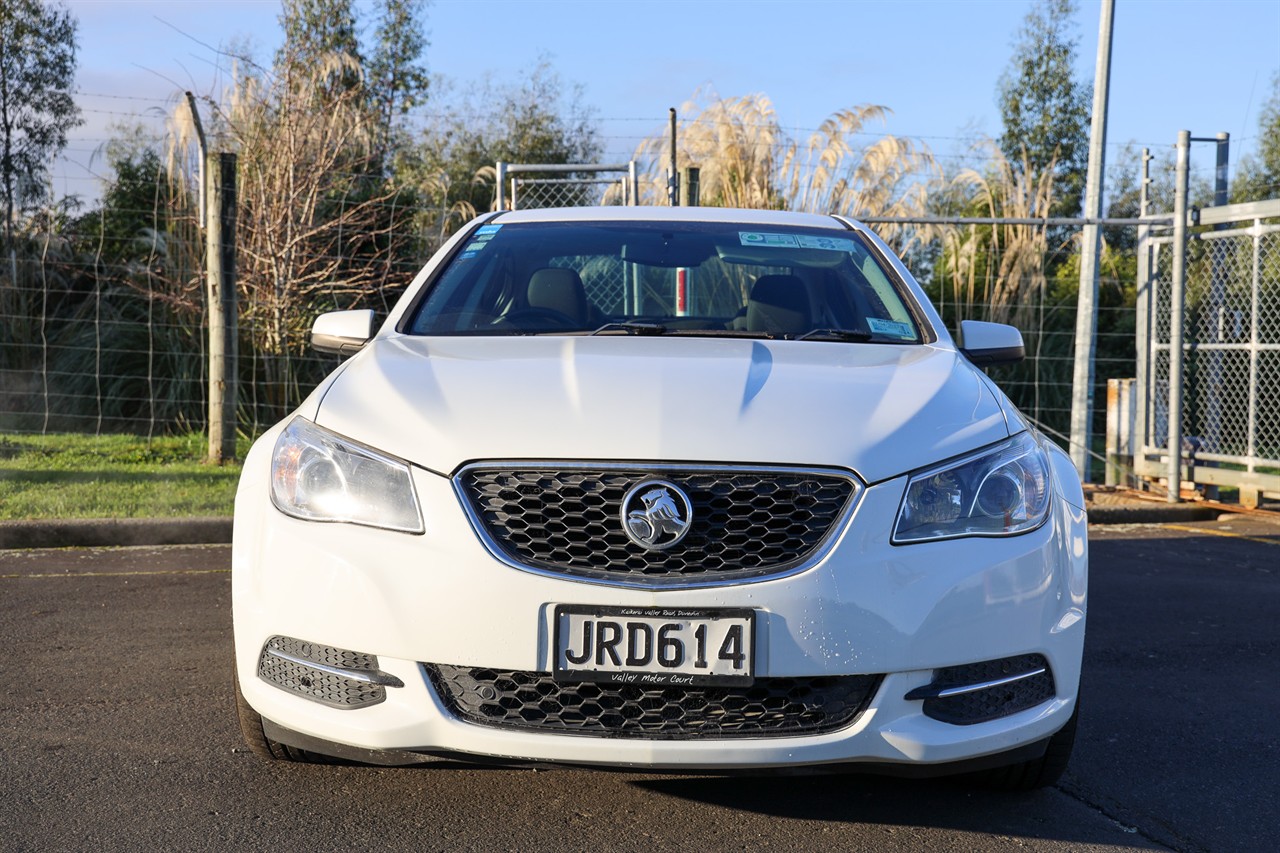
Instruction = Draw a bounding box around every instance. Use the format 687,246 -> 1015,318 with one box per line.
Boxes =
61,0 -> 1280,203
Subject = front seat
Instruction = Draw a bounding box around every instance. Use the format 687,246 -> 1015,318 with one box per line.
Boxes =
527,267 -> 591,326
745,274 -> 811,336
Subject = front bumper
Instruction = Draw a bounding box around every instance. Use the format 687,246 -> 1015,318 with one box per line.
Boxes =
232,436 -> 1087,771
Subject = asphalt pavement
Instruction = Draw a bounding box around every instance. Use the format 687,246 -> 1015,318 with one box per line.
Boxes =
1,517 -> 1277,851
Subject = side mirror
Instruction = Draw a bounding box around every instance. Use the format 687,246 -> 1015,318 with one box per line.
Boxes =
311,309 -> 376,355
957,320 -> 1025,367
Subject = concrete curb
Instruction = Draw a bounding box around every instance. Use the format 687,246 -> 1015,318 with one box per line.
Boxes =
0,501 -> 1241,550
1085,503 -> 1222,525
0,517 -> 233,550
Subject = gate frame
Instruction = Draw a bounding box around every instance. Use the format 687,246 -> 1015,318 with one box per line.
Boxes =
494,162 -> 638,210
1134,196 -> 1280,506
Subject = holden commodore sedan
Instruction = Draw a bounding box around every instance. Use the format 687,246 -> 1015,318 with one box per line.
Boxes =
232,206 -> 1087,789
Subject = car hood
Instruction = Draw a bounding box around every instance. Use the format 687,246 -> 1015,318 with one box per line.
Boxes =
313,335 -> 1010,483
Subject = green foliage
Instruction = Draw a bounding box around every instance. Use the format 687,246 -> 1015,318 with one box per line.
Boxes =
0,432 -> 244,519
997,0 -> 1090,217
275,0 -> 362,87
368,0 -> 430,160
0,0 -> 81,248
409,60 -> 602,220
1231,71 -> 1280,202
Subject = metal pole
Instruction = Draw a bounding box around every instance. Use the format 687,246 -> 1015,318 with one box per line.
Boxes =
1167,130 -> 1190,503
669,108 -> 679,206
495,161 -> 506,211
1068,0 -> 1115,481
1202,131 -> 1230,498
628,160 -> 638,206
185,92 -> 207,228
1133,148 -> 1152,487
1214,133 -> 1230,207
681,167 -> 701,207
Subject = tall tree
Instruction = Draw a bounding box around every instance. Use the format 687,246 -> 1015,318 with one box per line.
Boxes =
368,0 -> 429,165
275,0 -> 361,81
409,61 -> 602,220
0,0 -> 81,252
1231,71 -> 1280,202
997,0 -> 1090,217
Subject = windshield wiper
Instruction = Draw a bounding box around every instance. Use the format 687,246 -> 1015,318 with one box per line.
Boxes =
793,327 -> 875,342
590,321 -> 669,336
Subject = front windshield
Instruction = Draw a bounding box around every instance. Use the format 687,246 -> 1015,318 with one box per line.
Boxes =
405,220 -> 924,342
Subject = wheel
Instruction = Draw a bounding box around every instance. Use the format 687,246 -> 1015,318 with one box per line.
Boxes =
235,677 -> 336,763
969,700 -> 1079,791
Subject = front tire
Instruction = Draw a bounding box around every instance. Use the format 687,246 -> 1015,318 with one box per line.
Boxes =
235,677 -> 336,763
970,701 -> 1079,791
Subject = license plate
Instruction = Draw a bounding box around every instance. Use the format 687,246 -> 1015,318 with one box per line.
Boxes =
553,605 -> 755,686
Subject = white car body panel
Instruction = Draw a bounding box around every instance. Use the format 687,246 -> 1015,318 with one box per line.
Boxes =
313,336 -> 1009,483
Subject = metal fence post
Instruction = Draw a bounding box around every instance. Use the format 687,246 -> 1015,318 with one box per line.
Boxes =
1167,131 -> 1190,502
1069,0 -> 1115,482
495,161 -> 506,211
1133,149 -> 1152,483
681,167 -> 700,207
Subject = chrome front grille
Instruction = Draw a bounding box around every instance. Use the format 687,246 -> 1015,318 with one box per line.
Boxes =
455,464 -> 859,586
425,665 -> 882,740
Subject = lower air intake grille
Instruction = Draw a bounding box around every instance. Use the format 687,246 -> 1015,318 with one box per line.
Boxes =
917,654 -> 1055,725
257,636 -> 387,709
425,665 -> 882,740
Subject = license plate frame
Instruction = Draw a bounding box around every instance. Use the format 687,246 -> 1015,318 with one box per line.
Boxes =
552,605 -> 755,687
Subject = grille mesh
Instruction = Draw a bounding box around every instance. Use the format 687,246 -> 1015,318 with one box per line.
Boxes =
425,665 -> 882,739
257,636 -> 386,709
921,654 -> 1055,725
457,466 -> 856,584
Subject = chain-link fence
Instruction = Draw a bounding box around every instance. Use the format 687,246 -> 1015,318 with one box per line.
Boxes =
1138,199 -> 1280,503
496,162 -> 637,210
4,160 -> 1276,505
0,214 -> 1141,454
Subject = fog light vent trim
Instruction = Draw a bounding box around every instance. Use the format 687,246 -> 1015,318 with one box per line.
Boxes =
905,653 -> 1055,726
257,635 -> 402,710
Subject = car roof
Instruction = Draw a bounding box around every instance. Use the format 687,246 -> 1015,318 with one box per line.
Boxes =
489,206 -> 852,230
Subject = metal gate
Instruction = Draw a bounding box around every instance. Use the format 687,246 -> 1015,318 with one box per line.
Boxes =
494,162 -> 638,210
1136,198 -> 1280,505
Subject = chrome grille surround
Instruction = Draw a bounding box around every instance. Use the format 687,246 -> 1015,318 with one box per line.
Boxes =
425,664 -> 883,740
454,462 -> 862,589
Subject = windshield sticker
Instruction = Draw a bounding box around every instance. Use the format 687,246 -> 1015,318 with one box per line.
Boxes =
462,241 -> 489,253
739,232 -> 858,252
458,251 -> 478,260
740,232 -> 799,247
796,235 -> 858,252
867,318 -> 915,338
475,224 -> 503,236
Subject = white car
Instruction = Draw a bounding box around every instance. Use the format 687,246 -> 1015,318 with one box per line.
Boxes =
233,206 -> 1087,789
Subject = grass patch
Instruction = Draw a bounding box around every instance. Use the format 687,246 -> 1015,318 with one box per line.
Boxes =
0,432 -> 250,520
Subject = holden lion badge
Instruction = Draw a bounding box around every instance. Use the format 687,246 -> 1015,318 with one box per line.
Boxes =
621,480 -> 693,550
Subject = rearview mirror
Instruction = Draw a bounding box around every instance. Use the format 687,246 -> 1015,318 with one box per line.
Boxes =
311,309 -> 376,356
957,320 -> 1024,367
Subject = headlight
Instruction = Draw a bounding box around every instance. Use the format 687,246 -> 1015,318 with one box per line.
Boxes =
269,417 -> 424,533
892,431 -> 1051,544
